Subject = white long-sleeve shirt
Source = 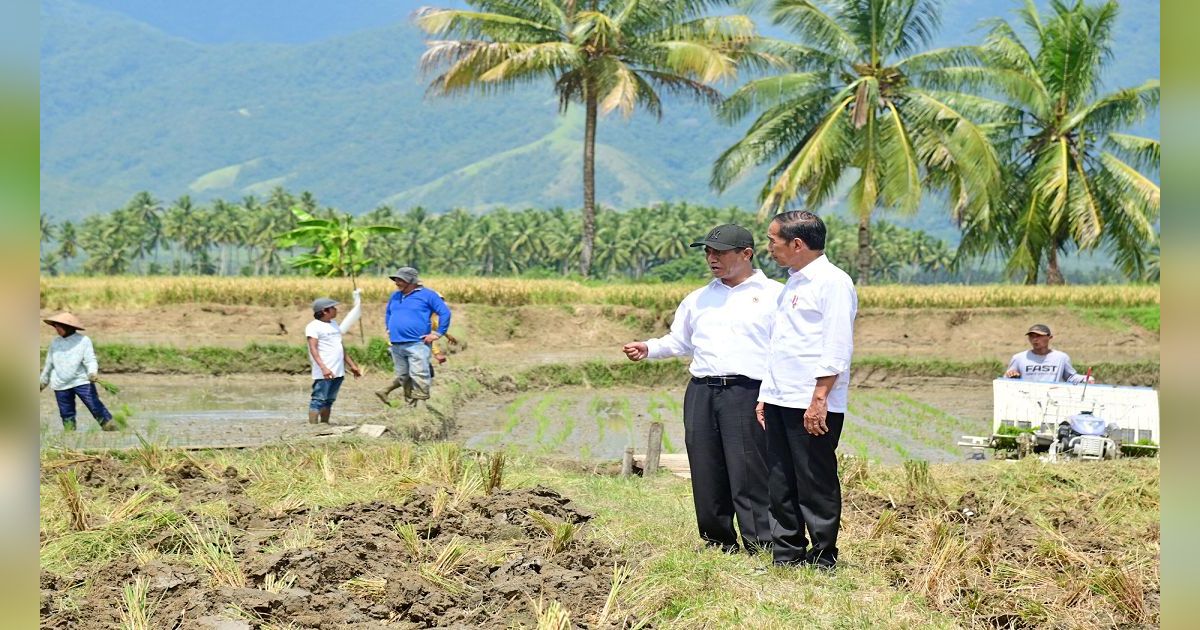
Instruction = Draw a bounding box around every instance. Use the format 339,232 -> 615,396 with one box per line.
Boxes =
759,255 -> 858,412
645,270 -> 783,380
40,333 -> 99,391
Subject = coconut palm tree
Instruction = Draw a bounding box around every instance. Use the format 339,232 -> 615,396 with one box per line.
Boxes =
56,220 -> 78,263
40,214 -> 57,245
125,191 -> 163,272
415,0 -> 757,277
944,0 -> 1159,283
712,0 -> 1007,284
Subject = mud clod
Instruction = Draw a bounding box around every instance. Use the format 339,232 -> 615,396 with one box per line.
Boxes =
42,456 -> 635,629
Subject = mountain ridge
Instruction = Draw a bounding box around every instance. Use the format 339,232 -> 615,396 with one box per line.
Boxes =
40,0 -> 1160,244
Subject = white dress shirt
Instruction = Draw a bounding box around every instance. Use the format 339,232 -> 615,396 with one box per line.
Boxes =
645,270 -> 783,380
759,255 -> 858,412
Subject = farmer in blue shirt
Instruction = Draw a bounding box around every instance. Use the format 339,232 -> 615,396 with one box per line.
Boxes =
376,267 -> 451,407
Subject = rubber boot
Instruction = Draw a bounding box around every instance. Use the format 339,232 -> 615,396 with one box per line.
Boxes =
375,378 -> 403,406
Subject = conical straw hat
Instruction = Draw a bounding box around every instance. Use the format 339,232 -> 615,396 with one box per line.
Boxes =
43,312 -> 85,331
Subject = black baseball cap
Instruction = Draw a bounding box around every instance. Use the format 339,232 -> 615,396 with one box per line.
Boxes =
1026,324 -> 1052,336
690,224 -> 754,251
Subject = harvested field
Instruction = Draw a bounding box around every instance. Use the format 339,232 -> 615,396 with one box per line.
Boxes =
40,445 -> 636,629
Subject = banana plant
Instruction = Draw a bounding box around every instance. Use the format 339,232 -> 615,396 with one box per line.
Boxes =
276,207 -> 403,341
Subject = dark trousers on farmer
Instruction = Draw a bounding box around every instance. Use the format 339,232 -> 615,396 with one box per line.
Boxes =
763,403 -> 844,567
683,376 -> 772,553
54,383 -> 113,428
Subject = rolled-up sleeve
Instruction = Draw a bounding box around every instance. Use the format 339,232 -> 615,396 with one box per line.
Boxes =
646,298 -> 694,359
814,278 -> 857,378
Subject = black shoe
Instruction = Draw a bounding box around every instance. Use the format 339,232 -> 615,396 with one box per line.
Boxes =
805,550 -> 837,571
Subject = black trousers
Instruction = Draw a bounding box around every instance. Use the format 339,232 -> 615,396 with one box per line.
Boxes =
763,403 -> 845,567
683,378 -> 771,552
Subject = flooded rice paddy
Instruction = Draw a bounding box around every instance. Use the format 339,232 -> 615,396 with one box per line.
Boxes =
40,373 -> 992,465
454,383 -> 993,465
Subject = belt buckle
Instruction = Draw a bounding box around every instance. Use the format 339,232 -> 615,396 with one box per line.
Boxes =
712,375 -> 730,386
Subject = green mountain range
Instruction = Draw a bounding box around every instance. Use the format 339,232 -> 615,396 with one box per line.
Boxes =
40,0 -> 1159,243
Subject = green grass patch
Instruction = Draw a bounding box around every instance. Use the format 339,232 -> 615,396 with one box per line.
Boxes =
1078,306 -> 1160,333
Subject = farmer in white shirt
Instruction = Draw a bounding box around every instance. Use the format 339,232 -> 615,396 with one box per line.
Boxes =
622,224 -> 783,554
756,211 -> 857,569
1004,324 -> 1094,384
305,297 -> 362,424
40,312 -> 116,432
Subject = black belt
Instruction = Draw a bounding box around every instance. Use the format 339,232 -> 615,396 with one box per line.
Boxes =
691,375 -> 760,387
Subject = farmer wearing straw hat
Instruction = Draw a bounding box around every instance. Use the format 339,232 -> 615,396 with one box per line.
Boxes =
40,312 -> 116,432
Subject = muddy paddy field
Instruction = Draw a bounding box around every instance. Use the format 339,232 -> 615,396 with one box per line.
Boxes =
39,296 -> 1160,627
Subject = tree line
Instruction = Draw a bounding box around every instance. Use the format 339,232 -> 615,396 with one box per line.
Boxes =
39,189 -> 983,283
416,0 -> 1158,284
41,0 -> 1158,285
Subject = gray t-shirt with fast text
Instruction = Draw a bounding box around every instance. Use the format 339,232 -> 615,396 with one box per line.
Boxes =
1007,350 -> 1086,384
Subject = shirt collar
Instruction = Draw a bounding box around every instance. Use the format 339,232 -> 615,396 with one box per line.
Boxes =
709,269 -> 765,291
788,254 -> 828,280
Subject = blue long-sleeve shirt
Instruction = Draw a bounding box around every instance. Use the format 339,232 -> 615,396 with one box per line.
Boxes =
385,287 -> 451,343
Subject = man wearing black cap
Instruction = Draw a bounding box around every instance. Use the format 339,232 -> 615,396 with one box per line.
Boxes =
1004,324 -> 1094,384
622,224 -> 782,554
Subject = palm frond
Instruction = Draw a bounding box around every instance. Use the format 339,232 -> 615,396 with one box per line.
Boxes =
769,0 -> 859,59
1066,155 -> 1103,248
716,72 -> 825,123
879,0 -> 942,59
478,42 -> 582,83
599,60 -> 640,116
639,69 -> 723,110
739,38 -> 842,73
896,46 -> 981,75
879,101 -> 921,214
1064,79 -> 1159,135
651,40 -> 738,83
710,86 -> 840,191
757,95 -> 855,214
1099,152 -> 1160,210
1104,133 -> 1159,172
414,8 -> 560,41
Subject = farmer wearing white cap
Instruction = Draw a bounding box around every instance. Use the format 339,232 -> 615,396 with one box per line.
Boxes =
1004,324 -> 1094,384
622,224 -> 782,554
306,297 -> 362,424
40,312 -> 116,432
377,267 -> 451,407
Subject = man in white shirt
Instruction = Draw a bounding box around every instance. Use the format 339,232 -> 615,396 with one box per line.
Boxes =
755,211 -> 857,569
306,297 -> 362,424
1004,324 -> 1094,384
622,224 -> 783,554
